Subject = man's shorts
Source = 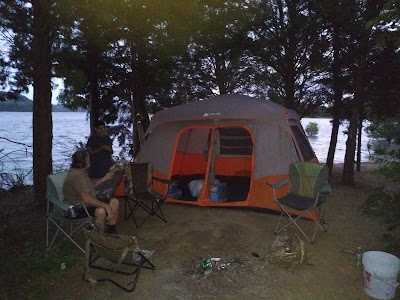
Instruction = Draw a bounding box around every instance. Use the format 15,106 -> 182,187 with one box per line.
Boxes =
66,198 -> 111,219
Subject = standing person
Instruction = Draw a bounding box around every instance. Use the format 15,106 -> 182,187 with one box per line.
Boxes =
86,121 -> 113,178
63,149 -> 119,234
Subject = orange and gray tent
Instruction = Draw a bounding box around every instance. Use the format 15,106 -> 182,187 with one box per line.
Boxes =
136,94 -> 318,212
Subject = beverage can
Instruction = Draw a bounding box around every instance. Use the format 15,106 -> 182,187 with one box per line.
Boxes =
202,258 -> 212,269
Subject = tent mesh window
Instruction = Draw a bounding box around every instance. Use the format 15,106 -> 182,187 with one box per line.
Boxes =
290,125 -> 315,161
218,127 -> 253,156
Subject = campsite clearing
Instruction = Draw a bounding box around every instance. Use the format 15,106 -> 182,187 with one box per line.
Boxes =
2,163 -> 399,299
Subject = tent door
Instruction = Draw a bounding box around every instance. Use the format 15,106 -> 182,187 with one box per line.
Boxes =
169,126 -> 253,204
169,127 -> 212,202
207,126 -> 253,203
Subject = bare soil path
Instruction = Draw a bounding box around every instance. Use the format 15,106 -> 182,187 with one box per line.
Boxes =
1,163 -> 399,299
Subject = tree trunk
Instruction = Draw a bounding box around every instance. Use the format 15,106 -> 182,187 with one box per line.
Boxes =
326,22 -> 343,175
32,0 -> 53,207
130,38 -> 150,157
356,118 -> 363,172
342,82 -> 362,185
342,0 -> 386,185
327,118 -> 340,174
134,52 -> 150,132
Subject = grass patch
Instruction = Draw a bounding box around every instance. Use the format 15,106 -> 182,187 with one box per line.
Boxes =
0,220 -> 83,299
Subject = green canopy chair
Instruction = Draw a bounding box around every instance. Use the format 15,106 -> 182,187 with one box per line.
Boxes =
46,172 -> 94,253
267,162 -> 332,243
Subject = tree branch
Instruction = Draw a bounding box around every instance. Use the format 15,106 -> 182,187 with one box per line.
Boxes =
0,136 -> 32,148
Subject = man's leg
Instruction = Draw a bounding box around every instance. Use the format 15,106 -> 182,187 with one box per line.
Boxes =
107,198 -> 119,225
94,207 -> 107,233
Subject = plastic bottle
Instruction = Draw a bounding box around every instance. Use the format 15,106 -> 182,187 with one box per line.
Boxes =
202,258 -> 212,269
356,247 -> 362,268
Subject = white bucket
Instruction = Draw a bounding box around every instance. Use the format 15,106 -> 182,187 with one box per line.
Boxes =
362,251 -> 400,300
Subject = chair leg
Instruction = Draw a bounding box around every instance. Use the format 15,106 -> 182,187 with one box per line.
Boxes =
151,200 -> 167,223
125,196 -> 140,228
274,209 -> 316,243
96,255 -> 156,293
84,244 -> 156,293
47,218 -> 86,253
288,214 -> 315,243
47,218 -> 65,250
127,197 -> 167,228
274,212 -> 285,234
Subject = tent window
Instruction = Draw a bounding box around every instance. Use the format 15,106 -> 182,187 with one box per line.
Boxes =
290,125 -> 315,161
219,127 -> 253,156
291,138 -> 301,160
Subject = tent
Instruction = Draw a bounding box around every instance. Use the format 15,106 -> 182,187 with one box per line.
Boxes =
136,94 -> 318,212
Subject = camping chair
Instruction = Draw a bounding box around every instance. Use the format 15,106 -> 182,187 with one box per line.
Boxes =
46,172 -> 95,253
82,229 -> 155,292
95,171 -> 125,199
125,162 -> 171,228
267,162 -> 332,243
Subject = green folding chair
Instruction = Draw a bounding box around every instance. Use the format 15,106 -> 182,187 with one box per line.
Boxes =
267,162 -> 332,243
82,229 -> 155,292
46,172 -> 94,253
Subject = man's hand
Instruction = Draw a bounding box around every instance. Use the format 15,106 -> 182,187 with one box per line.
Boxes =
101,145 -> 113,153
93,171 -> 115,188
103,171 -> 115,181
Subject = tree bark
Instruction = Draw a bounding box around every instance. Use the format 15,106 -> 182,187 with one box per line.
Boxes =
342,64 -> 364,185
326,21 -> 343,175
32,0 -> 53,206
130,37 -> 150,157
356,118 -> 363,172
342,0 -> 386,185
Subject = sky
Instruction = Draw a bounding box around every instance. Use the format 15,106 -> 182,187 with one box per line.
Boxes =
1,35 -> 62,105
22,78 -> 64,105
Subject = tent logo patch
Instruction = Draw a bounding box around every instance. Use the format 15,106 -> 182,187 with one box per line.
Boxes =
203,112 -> 222,117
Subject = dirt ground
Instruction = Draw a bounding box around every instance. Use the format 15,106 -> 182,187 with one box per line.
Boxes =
2,163 -> 400,299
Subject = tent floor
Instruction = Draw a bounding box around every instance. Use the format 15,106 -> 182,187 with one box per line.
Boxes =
170,174 -> 251,203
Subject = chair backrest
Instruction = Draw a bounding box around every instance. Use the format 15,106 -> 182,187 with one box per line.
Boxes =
84,229 -> 139,251
83,229 -> 140,264
289,162 -> 329,199
47,171 -> 70,210
130,162 -> 153,194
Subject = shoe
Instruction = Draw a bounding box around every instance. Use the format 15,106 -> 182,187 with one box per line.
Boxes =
105,225 -> 117,235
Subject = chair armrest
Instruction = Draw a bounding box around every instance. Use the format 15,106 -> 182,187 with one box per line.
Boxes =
320,184 -> 332,194
266,179 -> 290,190
48,196 -> 71,211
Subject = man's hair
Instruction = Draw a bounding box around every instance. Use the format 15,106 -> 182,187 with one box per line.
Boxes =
95,120 -> 105,127
71,149 -> 89,169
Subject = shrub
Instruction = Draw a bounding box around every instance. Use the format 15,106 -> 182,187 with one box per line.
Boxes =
305,122 -> 319,137
362,161 -> 400,256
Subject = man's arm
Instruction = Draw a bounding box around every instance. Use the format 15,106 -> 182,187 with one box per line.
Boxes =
86,145 -> 110,155
93,171 -> 114,188
81,192 -> 108,209
105,136 -> 113,154
102,144 -> 113,154
81,192 -> 114,220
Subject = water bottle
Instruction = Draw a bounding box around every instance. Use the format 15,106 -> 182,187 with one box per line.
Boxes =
356,247 -> 362,268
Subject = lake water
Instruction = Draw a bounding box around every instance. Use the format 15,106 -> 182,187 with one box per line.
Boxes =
0,112 -> 371,184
